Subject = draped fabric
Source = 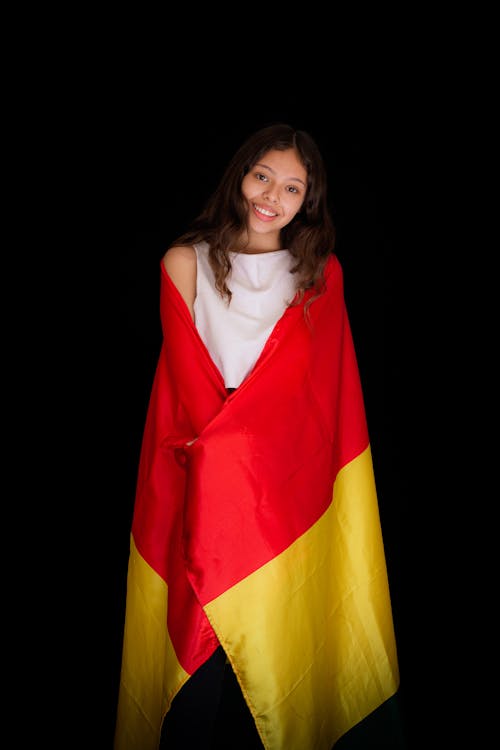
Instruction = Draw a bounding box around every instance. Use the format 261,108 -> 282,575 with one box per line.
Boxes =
114,253 -> 399,750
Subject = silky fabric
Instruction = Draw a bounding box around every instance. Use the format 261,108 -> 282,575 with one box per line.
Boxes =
114,251 -> 400,750
159,387 -> 264,749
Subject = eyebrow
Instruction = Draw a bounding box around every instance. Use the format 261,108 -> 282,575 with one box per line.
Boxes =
254,162 -> 307,187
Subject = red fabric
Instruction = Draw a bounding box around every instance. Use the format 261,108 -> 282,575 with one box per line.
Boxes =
131,253 -> 369,674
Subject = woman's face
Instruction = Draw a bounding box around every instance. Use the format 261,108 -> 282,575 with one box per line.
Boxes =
241,148 -> 307,241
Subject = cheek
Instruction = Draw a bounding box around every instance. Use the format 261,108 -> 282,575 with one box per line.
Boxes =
241,176 -> 254,200
285,196 -> 305,217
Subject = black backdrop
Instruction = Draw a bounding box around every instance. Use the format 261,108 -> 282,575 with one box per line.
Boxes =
17,19 -> 481,746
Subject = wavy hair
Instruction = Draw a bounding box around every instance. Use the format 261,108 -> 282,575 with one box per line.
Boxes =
169,123 -> 336,308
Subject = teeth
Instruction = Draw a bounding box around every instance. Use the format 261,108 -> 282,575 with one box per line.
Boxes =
254,204 -> 277,217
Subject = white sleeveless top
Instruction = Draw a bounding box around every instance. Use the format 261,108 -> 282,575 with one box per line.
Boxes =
193,241 -> 297,389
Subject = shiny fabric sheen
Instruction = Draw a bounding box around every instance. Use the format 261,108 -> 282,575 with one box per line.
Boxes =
114,253 -> 399,750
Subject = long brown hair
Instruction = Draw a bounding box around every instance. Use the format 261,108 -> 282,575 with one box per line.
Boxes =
169,123 -> 336,306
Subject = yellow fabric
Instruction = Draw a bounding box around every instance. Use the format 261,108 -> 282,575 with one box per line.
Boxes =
114,536 -> 188,750
204,446 -> 399,749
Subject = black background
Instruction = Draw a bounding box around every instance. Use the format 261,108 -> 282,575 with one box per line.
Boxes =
12,4 -> 488,741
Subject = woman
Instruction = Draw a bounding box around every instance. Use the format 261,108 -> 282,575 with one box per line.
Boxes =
114,123 -> 400,750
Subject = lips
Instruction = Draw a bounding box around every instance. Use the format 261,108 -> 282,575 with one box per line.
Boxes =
252,203 -> 278,221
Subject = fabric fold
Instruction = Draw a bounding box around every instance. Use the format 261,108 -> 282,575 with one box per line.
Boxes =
114,253 -> 399,750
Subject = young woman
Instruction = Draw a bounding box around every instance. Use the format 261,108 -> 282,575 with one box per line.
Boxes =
114,123 -> 400,750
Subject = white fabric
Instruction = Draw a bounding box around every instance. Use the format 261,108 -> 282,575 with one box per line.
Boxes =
193,241 -> 297,389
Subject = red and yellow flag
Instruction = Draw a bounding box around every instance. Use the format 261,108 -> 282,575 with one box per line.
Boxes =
114,254 -> 399,750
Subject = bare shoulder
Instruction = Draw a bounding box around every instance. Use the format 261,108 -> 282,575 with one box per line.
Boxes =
162,245 -> 197,317
163,244 -> 196,271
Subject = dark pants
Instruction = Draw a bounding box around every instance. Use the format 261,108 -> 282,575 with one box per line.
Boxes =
160,646 -> 265,749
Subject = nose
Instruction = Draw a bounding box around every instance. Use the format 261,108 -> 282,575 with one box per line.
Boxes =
263,187 -> 279,204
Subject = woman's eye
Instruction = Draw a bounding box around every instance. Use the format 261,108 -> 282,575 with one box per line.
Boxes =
255,172 -> 267,182
287,186 -> 299,194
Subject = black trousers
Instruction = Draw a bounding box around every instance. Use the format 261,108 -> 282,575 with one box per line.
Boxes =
160,646 -> 265,749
